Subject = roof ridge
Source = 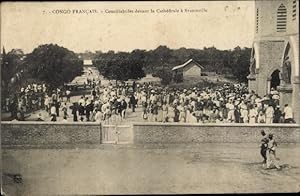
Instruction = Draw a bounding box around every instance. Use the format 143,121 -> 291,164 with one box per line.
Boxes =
172,59 -> 203,71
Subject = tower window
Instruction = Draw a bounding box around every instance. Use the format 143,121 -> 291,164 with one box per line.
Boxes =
256,8 -> 259,33
292,0 -> 297,20
277,4 -> 287,32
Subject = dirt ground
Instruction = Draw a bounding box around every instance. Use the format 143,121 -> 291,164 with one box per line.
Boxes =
2,143 -> 300,195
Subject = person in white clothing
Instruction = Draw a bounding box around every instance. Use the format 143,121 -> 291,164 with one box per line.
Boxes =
249,105 -> 258,124
265,104 -> 274,124
50,104 -> 57,121
226,100 -> 235,122
283,104 -> 295,123
94,109 -> 103,122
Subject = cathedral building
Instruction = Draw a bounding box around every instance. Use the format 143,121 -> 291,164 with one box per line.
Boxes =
248,0 -> 299,123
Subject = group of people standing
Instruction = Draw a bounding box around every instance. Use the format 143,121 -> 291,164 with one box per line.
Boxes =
67,81 -> 295,125
4,78 -> 296,125
134,84 -> 295,124
260,130 -> 281,170
4,83 -> 48,120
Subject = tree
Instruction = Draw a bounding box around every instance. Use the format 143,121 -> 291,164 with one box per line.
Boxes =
24,44 -> 83,89
1,48 -> 25,100
94,51 -> 145,83
93,45 -> 251,84
152,68 -> 172,85
229,47 -> 251,82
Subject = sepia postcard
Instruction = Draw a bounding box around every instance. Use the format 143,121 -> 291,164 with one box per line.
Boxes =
0,1 -> 299,195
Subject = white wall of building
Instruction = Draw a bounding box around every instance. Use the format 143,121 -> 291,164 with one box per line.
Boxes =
183,64 -> 201,78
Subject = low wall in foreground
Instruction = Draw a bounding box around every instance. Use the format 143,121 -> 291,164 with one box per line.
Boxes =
132,123 -> 300,144
1,122 -> 101,146
1,122 -> 300,147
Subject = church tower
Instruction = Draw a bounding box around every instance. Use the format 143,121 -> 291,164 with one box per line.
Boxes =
248,0 -> 299,123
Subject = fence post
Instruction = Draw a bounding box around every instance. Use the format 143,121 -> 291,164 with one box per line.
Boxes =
115,124 -> 119,144
99,122 -> 102,144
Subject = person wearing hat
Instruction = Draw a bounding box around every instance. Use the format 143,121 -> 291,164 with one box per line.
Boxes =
62,102 -> 68,120
50,103 -> 57,121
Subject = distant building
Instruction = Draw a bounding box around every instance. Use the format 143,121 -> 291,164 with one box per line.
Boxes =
138,74 -> 162,84
247,0 -> 299,123
172,59 -> 204,82
83,60 -> 93,67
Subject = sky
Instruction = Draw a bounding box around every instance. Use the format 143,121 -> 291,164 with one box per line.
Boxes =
1,1 -> 255,53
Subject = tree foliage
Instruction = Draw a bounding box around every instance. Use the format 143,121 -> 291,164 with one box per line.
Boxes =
93,50 -> 145,81
1,48 -> 25,99
93,45 -> 251,83
24,44 -> 83,88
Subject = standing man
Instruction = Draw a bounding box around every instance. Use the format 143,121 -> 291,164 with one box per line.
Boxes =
260,130 -> 269,165
249,105 -> 258,124
283,104 -> 295,123
62,102 -> 68,120
120,98 -> 128,119
129,94 -> 136,112
266,133 -> 281,170
132,81 -> 136,93
265,104 -> 274,124
273,105 -> 282,123
226,99 -> 235,123
71,102 -> 78,122
50,104 -> 57,121
66,89 -> 71,102
85,100 -> 93,122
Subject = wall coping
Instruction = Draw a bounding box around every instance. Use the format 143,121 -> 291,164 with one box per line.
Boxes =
132,122 -> 300,128
1,121 -> 299,128
1,121 -> 101,126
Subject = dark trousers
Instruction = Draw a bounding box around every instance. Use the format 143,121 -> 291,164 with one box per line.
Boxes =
73,114 -> 78,122
51,114 -> 57,121
260,148 -> 267,163
86,112 -> 90,121
56,105 -> 59,117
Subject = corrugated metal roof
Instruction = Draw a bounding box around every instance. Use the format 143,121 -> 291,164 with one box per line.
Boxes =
172,59 -> 204,71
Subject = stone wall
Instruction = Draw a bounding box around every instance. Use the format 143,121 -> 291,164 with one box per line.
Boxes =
1,122 -> 300,147
1,122 -> 101,146
256,40 -> 285,96
133,123 -> 300,144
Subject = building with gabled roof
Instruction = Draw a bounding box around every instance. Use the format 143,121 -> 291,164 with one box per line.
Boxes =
172,59 -> 204,82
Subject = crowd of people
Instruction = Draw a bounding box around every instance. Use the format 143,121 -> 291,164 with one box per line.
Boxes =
49,81 -> 295,124
3,78 -> 296,124
3,83 -> 49,120
133,83 -> 295,124
60,82 -> 131,123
